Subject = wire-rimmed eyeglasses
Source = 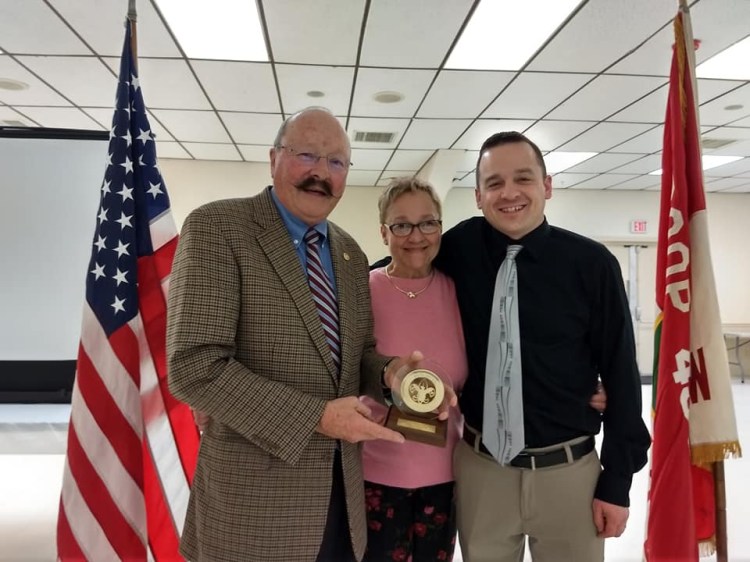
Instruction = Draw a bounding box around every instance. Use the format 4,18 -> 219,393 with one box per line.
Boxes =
384,219 -> 443,237
276,145 -> 352,174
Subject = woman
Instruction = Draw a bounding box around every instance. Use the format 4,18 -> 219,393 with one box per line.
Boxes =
361,177 -> 467,562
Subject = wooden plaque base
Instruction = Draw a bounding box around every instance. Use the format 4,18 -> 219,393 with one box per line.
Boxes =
385,406 -> 447,447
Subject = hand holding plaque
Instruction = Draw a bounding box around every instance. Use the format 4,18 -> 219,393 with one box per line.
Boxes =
385,359 -> 453,447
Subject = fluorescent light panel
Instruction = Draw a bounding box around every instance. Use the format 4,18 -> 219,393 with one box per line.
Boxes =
648,155 -> 744,175
545,151 -> 597,174
696,36 -> 750,80
155,0 -> 268,61
446,0 -> 581,70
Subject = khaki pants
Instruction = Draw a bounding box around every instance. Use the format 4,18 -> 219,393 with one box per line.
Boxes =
454,438 -> 604,562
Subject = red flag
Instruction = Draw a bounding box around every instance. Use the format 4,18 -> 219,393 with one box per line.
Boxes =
645,6 -> 741,561
56,20 -> 199,561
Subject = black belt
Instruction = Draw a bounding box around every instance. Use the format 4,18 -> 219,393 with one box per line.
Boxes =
462,430 -> 595,469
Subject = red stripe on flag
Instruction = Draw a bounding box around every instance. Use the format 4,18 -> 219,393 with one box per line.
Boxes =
143,439 -> 184,561
108,322 -> 143,386
65,425 -> 146,560
57,500 -> 87,561
76,345 -> 144,483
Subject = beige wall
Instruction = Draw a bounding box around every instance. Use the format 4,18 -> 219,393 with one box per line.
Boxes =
160,158 -> 750,374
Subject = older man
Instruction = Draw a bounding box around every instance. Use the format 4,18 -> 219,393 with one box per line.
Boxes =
167,107 -> 408,562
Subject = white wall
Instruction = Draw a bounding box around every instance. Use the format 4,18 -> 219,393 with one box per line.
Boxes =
161,158 -> 750,375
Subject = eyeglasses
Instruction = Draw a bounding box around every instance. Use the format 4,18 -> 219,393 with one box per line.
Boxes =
385,219 -> 442,237
276,145 -> 352,174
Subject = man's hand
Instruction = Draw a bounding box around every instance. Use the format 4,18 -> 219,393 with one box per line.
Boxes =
592,498 -> 629,538
384,350 -> 458,421
589,381 -> 607,413
317,396 -> 405,443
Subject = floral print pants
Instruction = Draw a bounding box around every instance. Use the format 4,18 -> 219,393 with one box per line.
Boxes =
362,480 -> 456,562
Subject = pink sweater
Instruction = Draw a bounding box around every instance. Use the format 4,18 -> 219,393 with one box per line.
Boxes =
361,268 -> 468,488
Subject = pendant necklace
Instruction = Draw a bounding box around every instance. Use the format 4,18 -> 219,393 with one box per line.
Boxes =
384,265 -> 435,299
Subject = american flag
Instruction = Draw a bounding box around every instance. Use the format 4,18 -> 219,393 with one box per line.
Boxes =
56,22 -> 199,561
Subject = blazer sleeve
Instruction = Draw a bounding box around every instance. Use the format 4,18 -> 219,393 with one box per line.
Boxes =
166,206 -> 327,466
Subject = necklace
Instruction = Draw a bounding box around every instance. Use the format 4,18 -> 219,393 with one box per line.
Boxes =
384,265 -> 435,299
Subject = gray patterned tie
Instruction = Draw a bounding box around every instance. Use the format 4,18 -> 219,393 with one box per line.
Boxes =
482,244 -> 524,465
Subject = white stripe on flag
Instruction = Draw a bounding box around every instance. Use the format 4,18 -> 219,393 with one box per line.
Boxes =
80,303 -> 142,436
131,314 -> 191,535
69,383 -> 147,542
149,210 -> 177,252
60,458 -> 122,562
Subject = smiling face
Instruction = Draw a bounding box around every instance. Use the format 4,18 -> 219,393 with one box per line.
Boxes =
475,141 -> 552,240
269,109 -> 351,226
381,191 -> 442,278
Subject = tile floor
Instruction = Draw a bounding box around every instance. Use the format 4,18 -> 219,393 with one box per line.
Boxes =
1,385 -> 748,562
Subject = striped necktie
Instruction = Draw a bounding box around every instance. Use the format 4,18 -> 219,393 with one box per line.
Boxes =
483,244 -> 524,464
304,228 -> 341,371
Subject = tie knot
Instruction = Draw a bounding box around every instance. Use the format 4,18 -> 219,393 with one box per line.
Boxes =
506,244 -> 523,260
304,228 -> 321,246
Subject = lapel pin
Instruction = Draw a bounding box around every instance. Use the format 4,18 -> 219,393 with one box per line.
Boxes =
343,252 -> 350,261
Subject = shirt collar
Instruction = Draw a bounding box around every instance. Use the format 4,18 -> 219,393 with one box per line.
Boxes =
483,218 -> 550,261
269,186 -> 329,241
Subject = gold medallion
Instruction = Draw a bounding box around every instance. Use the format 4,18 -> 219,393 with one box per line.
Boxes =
399,369 -> 444,414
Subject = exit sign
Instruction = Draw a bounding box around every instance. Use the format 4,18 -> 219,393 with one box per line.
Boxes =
630,220 -> 648,234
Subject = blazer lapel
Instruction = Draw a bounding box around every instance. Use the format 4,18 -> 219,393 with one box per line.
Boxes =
255,190 -> 340,384
329,230 -> 355,389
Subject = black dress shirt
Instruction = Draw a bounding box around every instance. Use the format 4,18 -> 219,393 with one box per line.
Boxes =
435,217 -> 651,507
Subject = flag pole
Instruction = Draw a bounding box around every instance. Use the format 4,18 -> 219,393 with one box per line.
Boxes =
128,0 -> 138,72
678,0 -> 730,559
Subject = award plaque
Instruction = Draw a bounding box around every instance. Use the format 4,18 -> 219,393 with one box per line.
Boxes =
385,364 -> 449,447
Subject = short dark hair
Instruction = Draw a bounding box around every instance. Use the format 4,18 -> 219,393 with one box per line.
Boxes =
475,131 -> 547,187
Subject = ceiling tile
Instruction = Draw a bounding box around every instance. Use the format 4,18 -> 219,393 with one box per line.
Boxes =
360,0 -> 472,67
347,117 -> 409,149
350,149 -> 393,170
238,145 -> 271,163
483,72 -> 593,119
220,112 -> 283,145
527,0 -> 678,73
104,58 -> 211,110
0,56 -> 71,106
719,184 -> 750,193
703,138 -> 750,157
551,173 -> 596,189
611,126 -> 664,153
451,172 -> 476,188
402,119 -> 475,150
157,141 -> 191,159
48,0 -> 181,57
455,150 -> 479,173
418,71 -> 514,118
192,61 -> 279,112
522,120 -> 594,152
452,119 -> 534,150
152,109 -> 231,143
705,177 -> 749,192
702,157 -> 750,177
0,1 -> 91,54
608,154 -> 662,175
385,149 -> 434,173
264,0 -> 366,65
17,56 -> 116,107
565,152 -> 644,174
275,65 -> 354,116
351,68 -> 436,118
18,106 -> 102,129
609,85 -> 668,124
347,170 -> 381,186
547,75 -> 666,121
698,83 -> 750,127
182,143 -> 242,161
569,174 -> 639,190
561,122 -> 654,152
0,106 -> 35,126
603,174 -> 660,191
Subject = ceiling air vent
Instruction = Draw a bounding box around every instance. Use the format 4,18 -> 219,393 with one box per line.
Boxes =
353,131 -> 395,143
701,138 -> 735,150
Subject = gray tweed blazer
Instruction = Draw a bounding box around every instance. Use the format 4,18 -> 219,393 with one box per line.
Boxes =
167,188 -> 386,562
